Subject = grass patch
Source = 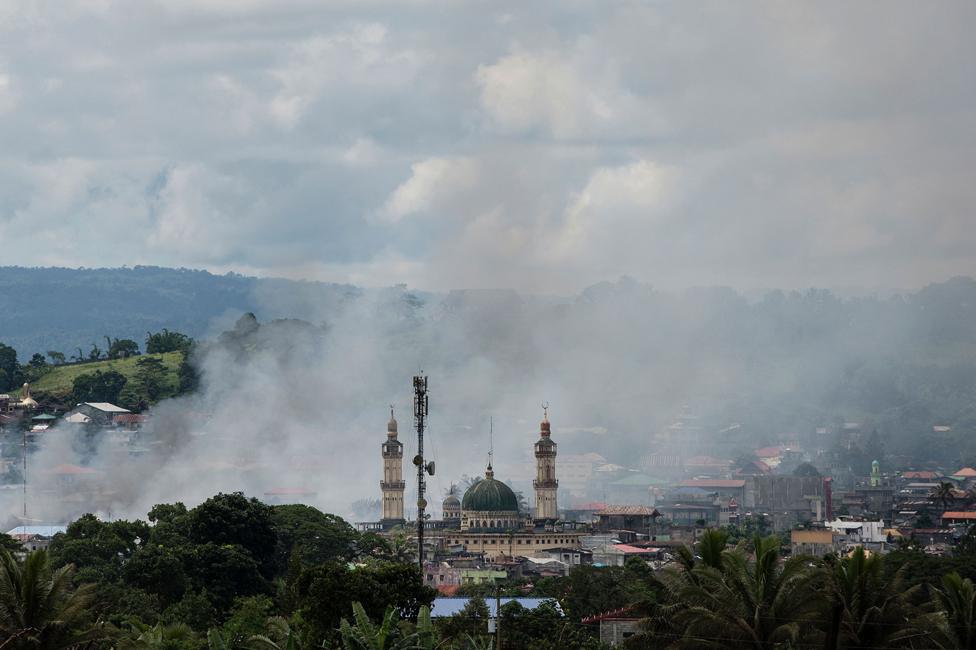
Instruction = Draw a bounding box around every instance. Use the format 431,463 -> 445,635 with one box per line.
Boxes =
30,351 -> 184,401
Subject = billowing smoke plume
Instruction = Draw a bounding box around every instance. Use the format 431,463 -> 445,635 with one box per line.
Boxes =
6,276 -> 976,528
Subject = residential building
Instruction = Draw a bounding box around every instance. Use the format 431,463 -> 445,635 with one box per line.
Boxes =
791,529 -> 838,556
65,402 -> 130,426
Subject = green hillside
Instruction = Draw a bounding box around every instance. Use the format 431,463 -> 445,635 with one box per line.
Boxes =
30,352 -> 184,403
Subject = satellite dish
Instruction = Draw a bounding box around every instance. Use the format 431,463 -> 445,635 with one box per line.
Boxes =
417,497 -> 427,509
426,461 -> 435,476
413,454 -> 422,466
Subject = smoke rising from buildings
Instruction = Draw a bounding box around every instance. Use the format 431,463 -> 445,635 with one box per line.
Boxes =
6,275 -> 976,530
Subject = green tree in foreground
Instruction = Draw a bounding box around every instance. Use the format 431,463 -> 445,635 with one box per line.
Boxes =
117,619 -> 200,649
665,534 -> 816,648
338,602 -> 436,650
0,548 -> 103,649
247,616 -> 310,650
820,546 -> 923,649
927,572 -> 976,649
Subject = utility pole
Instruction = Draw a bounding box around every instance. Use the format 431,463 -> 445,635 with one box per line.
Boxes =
412,375 -> 433,572
495,587 -> 502,650
22,426 -> 27,527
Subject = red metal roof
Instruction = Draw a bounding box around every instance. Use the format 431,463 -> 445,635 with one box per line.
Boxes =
581,606 -> 639,624
902,471 -> 939,479
953,468 -> 976,478
942,511 -> 976,520
611,544 -> 659,554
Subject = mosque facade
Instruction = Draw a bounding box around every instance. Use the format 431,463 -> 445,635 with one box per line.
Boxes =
377,408 -> 581,559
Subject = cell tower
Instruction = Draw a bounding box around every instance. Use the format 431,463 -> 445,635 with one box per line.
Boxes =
22,426 -> 28,529
412,375 -> 434,571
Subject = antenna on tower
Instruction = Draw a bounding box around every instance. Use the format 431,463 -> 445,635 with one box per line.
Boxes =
488,416 -> 494,469
412,375 -> 433,573
22,427 -> 27,532
542,401 -> 549,420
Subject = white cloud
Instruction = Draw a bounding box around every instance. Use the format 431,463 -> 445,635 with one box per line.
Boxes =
380,157 -> 478,222
475,46 -> 663,140
0,3 -> 973,292
269,23 -> 424,129
555,160 -> 677,261
147,164 -> 255,261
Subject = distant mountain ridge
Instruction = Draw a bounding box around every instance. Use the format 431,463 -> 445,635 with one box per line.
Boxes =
3,266 -> 976,463
0,266 -> 361,357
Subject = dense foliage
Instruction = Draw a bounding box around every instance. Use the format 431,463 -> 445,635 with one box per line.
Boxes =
5,493 -> 976,648
33,493 -> 436,648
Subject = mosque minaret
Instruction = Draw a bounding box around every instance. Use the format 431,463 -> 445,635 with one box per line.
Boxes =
379,407 -> 406,525
373,402 -> 579,559
533,406 -> 558,521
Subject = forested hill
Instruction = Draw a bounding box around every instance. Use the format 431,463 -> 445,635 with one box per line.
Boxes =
3,267 -> 976,459
0,266 -> 361,357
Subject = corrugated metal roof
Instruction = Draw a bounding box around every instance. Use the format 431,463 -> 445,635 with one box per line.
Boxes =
596,505 -> 658,516
5,525 -> 66,537
430,597 -> 563,618
82,403 -> 131,413
942,511 -> 976,520
679,479 -> 746,488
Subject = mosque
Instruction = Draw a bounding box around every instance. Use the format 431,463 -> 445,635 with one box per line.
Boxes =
377,407 -> 582,560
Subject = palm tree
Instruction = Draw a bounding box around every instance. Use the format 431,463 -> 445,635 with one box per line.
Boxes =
248,616 -> 303,650
207,629 -> 231,650
931,481 -> 956,513
926,572 -> 976,649
339,602 -> 399,650
640,528 -> 729,644
668,534 -> 816,648
338,602 -> 437,650
116,620 -> 198,649
819,547 -> 924,649
387,534 -> 416,563
0,549 -> 102,650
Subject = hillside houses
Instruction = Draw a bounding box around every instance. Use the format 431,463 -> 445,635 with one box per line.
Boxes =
65,402 -> 131,426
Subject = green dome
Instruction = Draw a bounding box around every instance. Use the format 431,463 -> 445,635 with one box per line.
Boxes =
462,477 -> 519,513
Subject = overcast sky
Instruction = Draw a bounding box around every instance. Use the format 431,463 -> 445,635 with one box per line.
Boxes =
0,1 -> 973,294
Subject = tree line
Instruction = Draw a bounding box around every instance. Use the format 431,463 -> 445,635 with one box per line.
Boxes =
0,330 -> 198,411
4,493 -> 976,648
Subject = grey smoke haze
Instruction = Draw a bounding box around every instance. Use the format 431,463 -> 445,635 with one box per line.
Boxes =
3,1 -> 976,526
0,2 -> 975,293
8,276 -> 976,527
